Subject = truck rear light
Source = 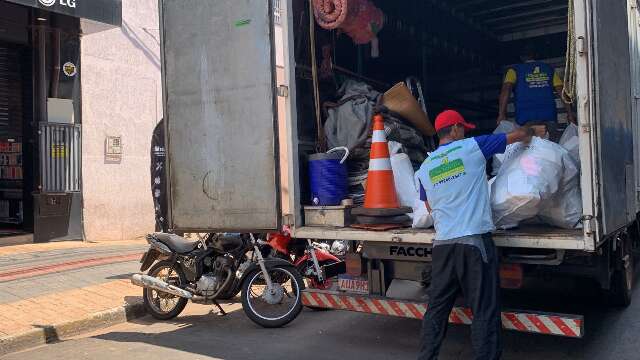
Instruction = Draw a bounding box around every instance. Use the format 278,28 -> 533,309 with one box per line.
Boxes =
346,253 -> 363,276
500,263 -> 523,289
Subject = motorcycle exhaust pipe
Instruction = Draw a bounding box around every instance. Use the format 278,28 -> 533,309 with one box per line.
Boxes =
131,273 -> 193,299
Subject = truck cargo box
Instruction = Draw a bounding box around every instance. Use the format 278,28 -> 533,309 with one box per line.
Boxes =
159,0 -> 639,253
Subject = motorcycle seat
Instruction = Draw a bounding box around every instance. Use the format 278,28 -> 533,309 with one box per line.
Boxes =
153,233 -> 199,254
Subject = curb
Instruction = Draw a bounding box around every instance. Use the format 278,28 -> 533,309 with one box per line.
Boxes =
0,300 -> 147,356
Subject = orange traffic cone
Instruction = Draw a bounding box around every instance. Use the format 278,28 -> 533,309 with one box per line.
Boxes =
363,114 -> 400,209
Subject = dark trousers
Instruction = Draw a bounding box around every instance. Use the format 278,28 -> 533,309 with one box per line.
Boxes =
418,234 -> 502,360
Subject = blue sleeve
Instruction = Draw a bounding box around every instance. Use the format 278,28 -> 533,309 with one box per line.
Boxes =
418,180 -> 427,201
474,134 -> 507,160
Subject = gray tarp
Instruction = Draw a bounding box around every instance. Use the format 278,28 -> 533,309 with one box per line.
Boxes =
324,80 -> 380,155
323,80 -> 428,205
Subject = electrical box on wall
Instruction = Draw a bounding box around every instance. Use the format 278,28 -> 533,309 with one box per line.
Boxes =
104,135 -> 122,164
47,98 -> 74,123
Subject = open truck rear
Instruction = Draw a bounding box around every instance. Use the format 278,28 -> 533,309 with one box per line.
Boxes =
159,0 -> 640,338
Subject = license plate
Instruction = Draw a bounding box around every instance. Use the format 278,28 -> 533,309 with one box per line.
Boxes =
338,275 -> 368,294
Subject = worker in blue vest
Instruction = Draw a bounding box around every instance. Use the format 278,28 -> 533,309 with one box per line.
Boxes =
497,44 -> 575,142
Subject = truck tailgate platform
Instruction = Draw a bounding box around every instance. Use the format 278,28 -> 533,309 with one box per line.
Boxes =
294,225 -> 585,250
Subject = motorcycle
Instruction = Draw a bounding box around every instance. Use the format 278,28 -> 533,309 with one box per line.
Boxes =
263,231 -> 345,292
131,232 -> 304,328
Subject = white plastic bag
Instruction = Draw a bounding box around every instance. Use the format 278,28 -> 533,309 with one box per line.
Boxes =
491,121 -> 518,176
539,185 -> 583,229
559,124 -> 580,166
538,143 -> 582,229
390,153 -> 418,208
412,199 -> 434,228
388,141 -> 403,155
491,137 -> 566,229
559,123 -> 578,144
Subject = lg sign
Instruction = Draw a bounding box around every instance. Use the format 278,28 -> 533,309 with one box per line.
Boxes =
39,0 -> 77,8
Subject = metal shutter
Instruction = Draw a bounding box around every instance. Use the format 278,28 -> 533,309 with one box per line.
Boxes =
0,44 -> 23,139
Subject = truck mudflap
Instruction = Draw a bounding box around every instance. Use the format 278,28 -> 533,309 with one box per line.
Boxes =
301,289 -> 584,338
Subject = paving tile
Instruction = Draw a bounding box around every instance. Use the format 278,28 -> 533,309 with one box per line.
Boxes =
0,240 -> 147,339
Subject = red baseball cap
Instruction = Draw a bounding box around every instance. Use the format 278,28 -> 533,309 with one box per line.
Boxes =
434,110 -> 476,132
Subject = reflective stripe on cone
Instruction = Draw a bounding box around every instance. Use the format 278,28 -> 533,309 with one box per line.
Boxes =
364,114 -> 400,209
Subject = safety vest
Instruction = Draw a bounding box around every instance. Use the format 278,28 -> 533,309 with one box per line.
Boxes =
513,62 -> 557,125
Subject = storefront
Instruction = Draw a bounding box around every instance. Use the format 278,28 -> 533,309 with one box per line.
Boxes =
0,0 -> 121,243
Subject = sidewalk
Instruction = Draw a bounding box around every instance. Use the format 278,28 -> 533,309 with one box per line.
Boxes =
0,240 -> 149,355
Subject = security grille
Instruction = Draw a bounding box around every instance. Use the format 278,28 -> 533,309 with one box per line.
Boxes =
0,45 -> 23,138
39,122 -> 81,192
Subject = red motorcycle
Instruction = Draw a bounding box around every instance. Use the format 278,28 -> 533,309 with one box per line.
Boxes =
263,229 -> 343,291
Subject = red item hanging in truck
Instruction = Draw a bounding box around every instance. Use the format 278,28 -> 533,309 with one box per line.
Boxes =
312,0 -> 384,45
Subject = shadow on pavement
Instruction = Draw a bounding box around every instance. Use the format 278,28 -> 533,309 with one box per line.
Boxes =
90,267 -> 640,360
107,273 -> 136,280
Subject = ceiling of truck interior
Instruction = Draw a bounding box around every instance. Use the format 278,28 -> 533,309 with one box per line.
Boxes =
356,0 -> 570,76
436,0 -> 570,41
372,0 -> 570,41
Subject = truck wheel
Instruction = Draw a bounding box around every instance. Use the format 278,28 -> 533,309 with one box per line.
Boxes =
607,235 -> 634,307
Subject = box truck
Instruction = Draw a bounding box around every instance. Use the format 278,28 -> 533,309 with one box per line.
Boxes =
159,0 -> 640,337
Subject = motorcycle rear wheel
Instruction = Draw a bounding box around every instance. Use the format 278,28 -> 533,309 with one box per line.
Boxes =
299,260 -> 339,311
143,260 -> 188,320
241,265 -> 304,328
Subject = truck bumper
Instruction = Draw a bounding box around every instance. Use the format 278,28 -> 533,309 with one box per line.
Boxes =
301,289 -> 584,338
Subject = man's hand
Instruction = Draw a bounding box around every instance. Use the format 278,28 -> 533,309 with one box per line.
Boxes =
506,125 -> 547,145
522,125 -> 546,145
530,125 -> 547,138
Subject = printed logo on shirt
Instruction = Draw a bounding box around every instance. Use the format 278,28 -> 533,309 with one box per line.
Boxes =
429,158 -> 465,184
525,68 -> 550,89
429,145 -> 462,161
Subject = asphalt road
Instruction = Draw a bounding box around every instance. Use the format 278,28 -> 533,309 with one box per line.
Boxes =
4,277 -> 640,360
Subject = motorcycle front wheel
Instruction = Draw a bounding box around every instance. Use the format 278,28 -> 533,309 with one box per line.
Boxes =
143,260 -> 188,320
241,265 -> 304,328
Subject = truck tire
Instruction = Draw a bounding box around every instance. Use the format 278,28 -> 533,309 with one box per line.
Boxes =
607,235 -> 634,307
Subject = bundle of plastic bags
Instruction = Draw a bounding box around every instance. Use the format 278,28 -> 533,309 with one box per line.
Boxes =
390,151 -> 417,208
559,123 -> 580,166
388,142 -> 433,228
491,137 -> 581,229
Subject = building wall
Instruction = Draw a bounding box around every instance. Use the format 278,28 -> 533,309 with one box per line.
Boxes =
81,0 -> 161,240
80,1 -> 286,240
